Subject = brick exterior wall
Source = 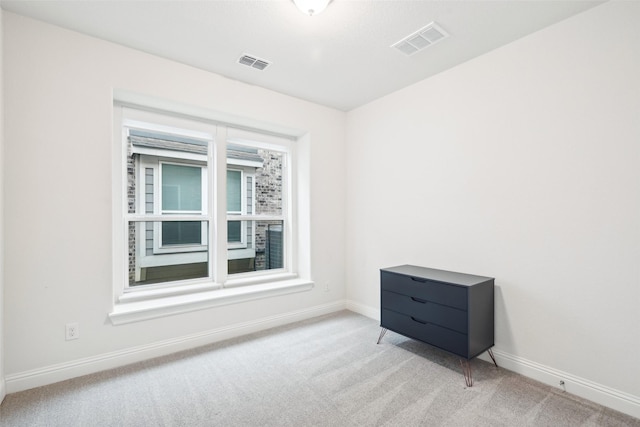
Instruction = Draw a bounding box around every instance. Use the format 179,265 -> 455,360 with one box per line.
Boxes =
253,149 -> 283,271
127,143 -> 136,284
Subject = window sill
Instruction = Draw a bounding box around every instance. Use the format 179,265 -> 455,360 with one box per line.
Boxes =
109,278 -> 314,325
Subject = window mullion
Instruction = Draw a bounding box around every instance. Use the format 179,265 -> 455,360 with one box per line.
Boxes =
127,214 -> 207,222
214,125 -> 229,283
226,214 -> 284,222
207,128 -> 216,282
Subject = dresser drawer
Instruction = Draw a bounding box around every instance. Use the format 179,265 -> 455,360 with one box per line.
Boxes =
381,290 -> 467,334
381,271 -> 467,310
381,309 -> 468,357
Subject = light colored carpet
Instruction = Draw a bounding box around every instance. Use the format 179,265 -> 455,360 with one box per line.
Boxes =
1,311 -> 638,426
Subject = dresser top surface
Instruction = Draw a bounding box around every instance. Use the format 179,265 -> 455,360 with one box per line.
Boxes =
381,265 -> 494,287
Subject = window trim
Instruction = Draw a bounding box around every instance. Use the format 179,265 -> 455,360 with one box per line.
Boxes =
109,278 -> 314,325
111,103 -> 310,323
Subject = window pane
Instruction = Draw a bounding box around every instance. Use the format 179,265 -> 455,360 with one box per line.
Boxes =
162,164 -> 202,211
262,222 -> 283,270
128,220 -> 209,286
228,220 -> 242,243
228,220 -> 283,275
227,170 -> 242,212
162,221 -> 202,246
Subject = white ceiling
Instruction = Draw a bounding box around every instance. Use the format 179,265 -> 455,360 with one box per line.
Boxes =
1,0 -> 604,111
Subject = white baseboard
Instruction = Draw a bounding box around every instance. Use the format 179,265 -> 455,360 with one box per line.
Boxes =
346,300 -> 640,420
5,300 -> 346,394
483,349 -> 640,420
345,299 -> 379,321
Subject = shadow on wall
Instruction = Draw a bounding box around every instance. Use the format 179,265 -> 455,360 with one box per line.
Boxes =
494,285 -> 515,353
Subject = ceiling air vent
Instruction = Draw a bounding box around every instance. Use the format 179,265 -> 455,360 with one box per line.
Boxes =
238,54 -> 271,70
392,22 -> 449,56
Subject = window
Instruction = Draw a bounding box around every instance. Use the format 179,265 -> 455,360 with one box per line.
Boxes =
119,107 -> 295,293
226,169 -> 243,243
226,143 -> 286,274
128,128 -> 210,286
161,163 -> 203,246
226,168 -> 247,247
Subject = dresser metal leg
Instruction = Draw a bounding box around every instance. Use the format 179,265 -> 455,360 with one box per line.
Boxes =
460,359 -> 473,387
376,328 -> 387,344
487,348 -> 498,368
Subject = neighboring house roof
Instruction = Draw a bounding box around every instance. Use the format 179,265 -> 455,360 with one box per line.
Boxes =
130,135 -> 207,155
129,132 -> 263,166
227,144 -> 264,165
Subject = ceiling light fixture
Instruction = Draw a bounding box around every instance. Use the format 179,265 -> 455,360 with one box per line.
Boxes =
293,0 -> 332,16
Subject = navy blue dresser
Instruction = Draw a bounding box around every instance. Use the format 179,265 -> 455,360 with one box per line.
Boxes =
378,265 -> 496,386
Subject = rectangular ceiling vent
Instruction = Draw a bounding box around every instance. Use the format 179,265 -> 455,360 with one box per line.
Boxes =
392,22 -> 449,56
238,54 -> 271,71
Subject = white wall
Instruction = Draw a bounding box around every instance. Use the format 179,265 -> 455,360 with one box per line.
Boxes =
3,1 -> 640,419
0,5 -> 6,403
346,0 -> 639,416
2,12 -> 346,388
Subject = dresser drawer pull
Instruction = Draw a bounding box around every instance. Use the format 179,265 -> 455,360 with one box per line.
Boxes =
410,296 -> 428,304
410,276 -> 427,283
411,316 -> 428,325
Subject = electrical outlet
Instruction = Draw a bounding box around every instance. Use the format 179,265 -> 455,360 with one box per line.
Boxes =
324,281 -> 330,292
65,323 -> 79,341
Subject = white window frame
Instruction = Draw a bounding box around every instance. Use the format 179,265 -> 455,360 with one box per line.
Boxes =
224,135 -> 290,279
156,160 -> 208,252
126,120 -> 213,286
110,103 -> 310,325
134,156 -> 210,256
226,167 -> 247,249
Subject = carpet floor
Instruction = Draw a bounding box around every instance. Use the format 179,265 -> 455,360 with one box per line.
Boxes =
1,311 -> 638,426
